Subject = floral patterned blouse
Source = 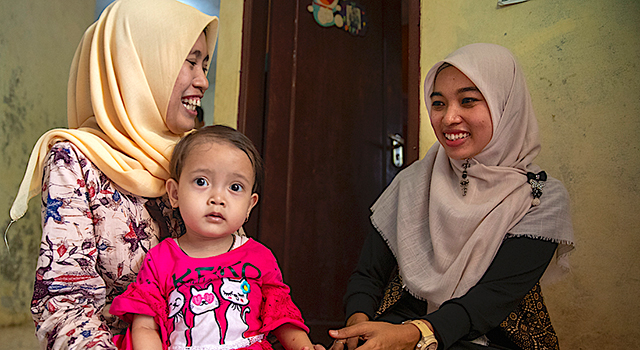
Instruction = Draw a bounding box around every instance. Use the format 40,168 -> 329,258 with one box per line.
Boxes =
32,142 -> 182,349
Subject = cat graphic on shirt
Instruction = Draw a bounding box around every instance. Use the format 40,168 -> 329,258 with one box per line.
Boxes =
167,288 -> 188,348
189,284 -> 221,346
220,277 -> 251,342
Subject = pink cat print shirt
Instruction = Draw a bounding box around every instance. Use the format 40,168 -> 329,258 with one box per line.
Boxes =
110,238 -> 308,350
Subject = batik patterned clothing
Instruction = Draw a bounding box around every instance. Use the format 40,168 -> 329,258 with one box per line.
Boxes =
32,141 -> 180,349
110,238 -> 308,350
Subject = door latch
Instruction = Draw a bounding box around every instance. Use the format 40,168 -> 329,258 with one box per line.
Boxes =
389,133 -> 404,168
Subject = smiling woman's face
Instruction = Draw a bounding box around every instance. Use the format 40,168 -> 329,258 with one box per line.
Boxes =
429,66 -> 493,160
166,32 -> 210,134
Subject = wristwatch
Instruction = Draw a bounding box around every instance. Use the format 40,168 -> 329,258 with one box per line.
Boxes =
404,319 -> 438,350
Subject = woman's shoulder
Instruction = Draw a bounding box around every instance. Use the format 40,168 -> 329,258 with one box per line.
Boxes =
48,140 -> 91,162
509,174 -> 573,237
44,141 -> 105,188
45,141 -> 105,179
539,176 -> 570,207
47,141 -> 150,201
521,175 -> 571,217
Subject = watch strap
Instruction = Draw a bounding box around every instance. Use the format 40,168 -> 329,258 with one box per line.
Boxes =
405,319 -> 438,350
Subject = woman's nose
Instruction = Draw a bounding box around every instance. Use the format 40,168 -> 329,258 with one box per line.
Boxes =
442,106 -> 462,125
194,69 -> 209,93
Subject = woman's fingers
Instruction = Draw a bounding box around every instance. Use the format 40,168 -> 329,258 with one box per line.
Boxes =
329,323 -> 364,340
329,323 -> 369,350
346,312 -> 370,327
329,338 -> 347,350
328,313 -> 370,350
330,321 -> 421,350
345,336 -> 360,350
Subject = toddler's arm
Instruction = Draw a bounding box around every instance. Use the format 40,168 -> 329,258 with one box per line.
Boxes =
273,323 -> 323,350
132,314 -> 163,350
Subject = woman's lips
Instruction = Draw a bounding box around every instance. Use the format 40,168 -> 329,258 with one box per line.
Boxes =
444,132 -> 469,147
181,97 -> 201,113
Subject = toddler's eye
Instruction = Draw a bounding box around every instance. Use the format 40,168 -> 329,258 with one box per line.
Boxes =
195,178 -> 208,187
230,183 -> 243,192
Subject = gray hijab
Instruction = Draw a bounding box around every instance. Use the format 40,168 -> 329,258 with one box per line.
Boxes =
370,43 -> 574,312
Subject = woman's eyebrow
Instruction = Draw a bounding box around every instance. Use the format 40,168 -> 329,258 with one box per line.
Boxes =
458,86 -> 480,94
430,86 -> 479,98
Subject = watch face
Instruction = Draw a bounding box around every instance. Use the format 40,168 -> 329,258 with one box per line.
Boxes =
417,338 -> 438,350
417,339 -> 436,350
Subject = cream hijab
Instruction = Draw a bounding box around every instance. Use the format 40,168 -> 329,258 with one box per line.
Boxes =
10,0 -> 218,221
370,43 -> 574,312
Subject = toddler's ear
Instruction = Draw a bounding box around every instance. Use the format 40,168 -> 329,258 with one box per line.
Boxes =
244,193 -> 259,223
166,179 -> 180,208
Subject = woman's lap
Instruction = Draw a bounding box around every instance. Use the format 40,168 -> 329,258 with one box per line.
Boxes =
449,340 -> 516,350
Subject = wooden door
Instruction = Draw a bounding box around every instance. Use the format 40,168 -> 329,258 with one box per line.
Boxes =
238,0 -> 420,346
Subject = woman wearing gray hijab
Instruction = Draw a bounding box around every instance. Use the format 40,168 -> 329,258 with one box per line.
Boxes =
329,44 -> 574,350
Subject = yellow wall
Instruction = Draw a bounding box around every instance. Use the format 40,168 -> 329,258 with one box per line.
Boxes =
212,1 -> 244,128
0,1 -> 96,326
420,0 -> 640,348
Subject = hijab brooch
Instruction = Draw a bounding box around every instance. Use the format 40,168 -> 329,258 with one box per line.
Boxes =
460,159 -> 471,196
527,171 -> 547,206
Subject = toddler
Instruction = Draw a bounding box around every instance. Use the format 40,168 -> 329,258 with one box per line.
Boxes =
111,125 -> 319,350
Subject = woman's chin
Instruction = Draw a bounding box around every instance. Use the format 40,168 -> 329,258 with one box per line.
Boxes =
167,115 -> 197,134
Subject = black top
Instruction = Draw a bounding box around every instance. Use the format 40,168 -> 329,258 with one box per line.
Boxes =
343,228 -> 557,350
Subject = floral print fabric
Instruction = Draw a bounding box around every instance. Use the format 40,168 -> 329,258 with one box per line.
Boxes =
32,142 -> 177,349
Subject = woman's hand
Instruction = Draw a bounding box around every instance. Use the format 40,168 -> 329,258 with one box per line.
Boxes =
328,317 -> 421,350
334,313 -> 369,350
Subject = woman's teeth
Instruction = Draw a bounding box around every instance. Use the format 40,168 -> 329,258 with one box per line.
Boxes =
445,132 -> 469,141
182,98 -> 201,111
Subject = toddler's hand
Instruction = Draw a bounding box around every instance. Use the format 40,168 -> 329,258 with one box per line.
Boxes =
301,344 -> 326,350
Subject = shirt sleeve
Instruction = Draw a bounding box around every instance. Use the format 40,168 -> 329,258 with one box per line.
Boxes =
343,227 -> 398,321
344,214 -> 560,350
110,249 -> 166,324
258,251 -> 309,334
110,248 -> 170,348
425,236 -> 557,349
31,143 -> 117,350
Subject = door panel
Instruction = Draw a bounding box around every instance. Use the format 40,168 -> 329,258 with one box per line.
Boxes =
239,1 -> 413,345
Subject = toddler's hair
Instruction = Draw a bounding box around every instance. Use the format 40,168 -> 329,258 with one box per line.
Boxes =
169,125 -> 264,194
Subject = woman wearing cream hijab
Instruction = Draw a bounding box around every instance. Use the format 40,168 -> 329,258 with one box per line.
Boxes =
9,0 -> 217,348
329,44 -> 574,350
